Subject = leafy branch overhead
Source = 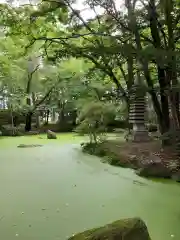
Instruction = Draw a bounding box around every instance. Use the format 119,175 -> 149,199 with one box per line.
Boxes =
1,0 -> 180,144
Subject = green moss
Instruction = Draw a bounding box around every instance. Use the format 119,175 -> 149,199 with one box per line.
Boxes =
104,154 -> 124,167
81,142 -> 128,167
68,218 -> 151,240
81,142 -> 106,157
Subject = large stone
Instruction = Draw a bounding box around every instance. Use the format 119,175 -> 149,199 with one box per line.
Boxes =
137,155 -> 171,178
171,171 -> 180,182
47,130 -> 57,139
17,144 -> 43,148
68,218 -> 151,240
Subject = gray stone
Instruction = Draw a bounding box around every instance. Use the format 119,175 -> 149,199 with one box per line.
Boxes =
68,218 -> 151,240
137,157 -> 171,178
47,130 -> 57,139
17,144 -> 43,148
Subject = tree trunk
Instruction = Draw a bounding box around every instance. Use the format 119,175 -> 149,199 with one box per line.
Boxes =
45,110 -> 50,125
10,105 -> 15,135
158,68 -> 170,135
58,109 -> 65,124
25,95 -> 32,131
72,110 -> 77,126
25,111 -> 33,132
126,0 -> 170,145
148,0 -> 170,140
119,63 -> 132,132
52,108 -> 56,122
35,114 -> 40,128
163,0 -> 180,151
58,101 -> 65,126
164,0 -> 180,128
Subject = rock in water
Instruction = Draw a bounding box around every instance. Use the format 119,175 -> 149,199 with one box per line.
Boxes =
68,218 -> 151,240
137,158 -> 171,178
17,144 -> 43,148
47,130 -> 57,139
171,171 -> 180,182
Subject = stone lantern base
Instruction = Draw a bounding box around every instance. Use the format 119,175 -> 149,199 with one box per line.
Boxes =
132,123 -> 150,142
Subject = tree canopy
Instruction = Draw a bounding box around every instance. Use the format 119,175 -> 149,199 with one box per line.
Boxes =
0,0 -> 180,146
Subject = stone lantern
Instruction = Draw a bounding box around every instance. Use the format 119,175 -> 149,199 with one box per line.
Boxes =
129,78 -> 150,142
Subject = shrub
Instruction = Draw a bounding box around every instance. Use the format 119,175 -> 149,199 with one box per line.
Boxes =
76,101 -> 116,144
1,125 -> 23,136
81,142 -> 106,157
147,124 -> 158,132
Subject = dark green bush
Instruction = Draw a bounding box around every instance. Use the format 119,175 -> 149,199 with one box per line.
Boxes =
81,142 -> 126,167
1,125 -> 23,136
147,124 -> 158,132
81,142 -> 106,157
76,101 -> 116,144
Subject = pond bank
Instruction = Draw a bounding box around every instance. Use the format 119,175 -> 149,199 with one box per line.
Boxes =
81,140 -> 180,181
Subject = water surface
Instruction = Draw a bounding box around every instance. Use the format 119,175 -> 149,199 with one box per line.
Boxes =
0,134 -> 180,240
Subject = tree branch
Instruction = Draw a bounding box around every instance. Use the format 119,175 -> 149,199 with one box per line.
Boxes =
33,85 -> 54,112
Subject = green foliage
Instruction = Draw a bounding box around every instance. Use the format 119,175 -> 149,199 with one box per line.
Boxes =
81,142 -> 106,156
1,0 -> 180,144
1,125 -> 23,136
76,101 -> 116,143
80,142 -> 125,167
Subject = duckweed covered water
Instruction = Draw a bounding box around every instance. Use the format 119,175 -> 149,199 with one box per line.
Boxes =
0,134 -> 180,240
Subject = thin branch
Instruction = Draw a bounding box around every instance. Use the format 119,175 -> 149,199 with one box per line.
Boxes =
33,85 -> 54,111
26,64 -> 40,95
30,64 -> 40,76
80,52 -> 127,101
157,20 -> 167,48
32,32 -> 122,42
24,39 -> 36,54
65,0 -> 93,33
119,64 -> 128,84
174,13 -> 180,28
174,29 -> 180,42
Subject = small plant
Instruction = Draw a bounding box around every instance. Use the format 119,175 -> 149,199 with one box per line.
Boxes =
161,129 -> 180,151
76,101 -> 116,144
81,142 -> 106,156
1,125 -> 23,136
103,154 -> 122,166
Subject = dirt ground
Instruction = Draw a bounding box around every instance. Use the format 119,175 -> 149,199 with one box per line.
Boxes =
102,139 -> 179,169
